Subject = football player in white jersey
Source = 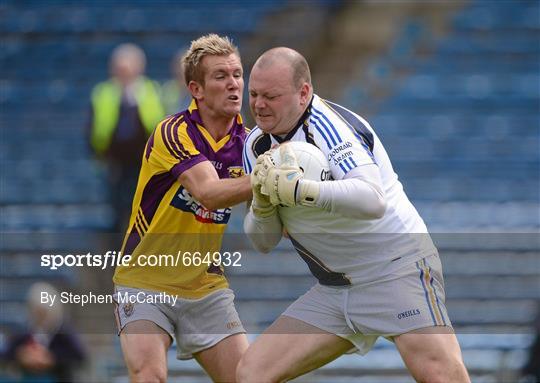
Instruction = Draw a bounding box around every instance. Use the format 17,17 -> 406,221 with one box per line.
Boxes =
237,47 -> 470,382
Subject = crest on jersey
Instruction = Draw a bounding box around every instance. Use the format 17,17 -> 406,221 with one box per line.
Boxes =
228,166 -> 244,178
123,302 -> 135,317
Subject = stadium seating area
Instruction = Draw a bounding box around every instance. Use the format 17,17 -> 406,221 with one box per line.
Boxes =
342,0 -> 539,230
1,0 -> 538,382
0,0 -> 286,231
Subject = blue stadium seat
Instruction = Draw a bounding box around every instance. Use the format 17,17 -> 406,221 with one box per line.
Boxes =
0,302 -> 26,328
453,2 -> 540,30
437,37 -> 540,55
0,205 -> 114,231
448,299 -> 537,325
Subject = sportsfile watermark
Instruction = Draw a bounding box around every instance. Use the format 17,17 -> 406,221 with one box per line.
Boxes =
2,232 -> 538,335
40,251 -> 242,270
40,290 -> 180,308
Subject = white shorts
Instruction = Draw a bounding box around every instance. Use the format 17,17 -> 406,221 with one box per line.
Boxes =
283,254 -> 451,355
113,286 -> 245,360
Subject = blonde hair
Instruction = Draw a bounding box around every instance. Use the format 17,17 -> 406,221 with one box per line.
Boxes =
182,34 -> 240,86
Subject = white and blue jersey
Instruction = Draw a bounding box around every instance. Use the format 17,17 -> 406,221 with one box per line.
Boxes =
243,94 -> 437,286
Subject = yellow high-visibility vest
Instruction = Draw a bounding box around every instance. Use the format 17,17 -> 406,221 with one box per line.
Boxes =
91,77 -> 164,154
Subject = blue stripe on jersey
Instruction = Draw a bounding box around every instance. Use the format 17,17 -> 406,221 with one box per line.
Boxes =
312,106 -> 343,144
323,100 -> 375,162
353,132 -> 375,161
310,115 -> 337,146
350,158 -> 358,168
341,158 -> 351,172
365,144 -> 376,161
349,131 -> 374,162
338,162 -> 347,173
324,100 -> 374,149
310,118 -> 333,149
344,158 -> 355,171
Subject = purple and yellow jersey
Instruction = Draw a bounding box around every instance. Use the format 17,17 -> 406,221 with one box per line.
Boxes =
113,99 -> 247,298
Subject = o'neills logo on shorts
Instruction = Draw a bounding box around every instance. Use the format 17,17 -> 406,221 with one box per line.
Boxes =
397,309 -> 420,320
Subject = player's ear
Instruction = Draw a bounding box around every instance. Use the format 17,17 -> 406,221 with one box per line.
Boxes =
188,80 -> 203,100
299,82 -> 311,105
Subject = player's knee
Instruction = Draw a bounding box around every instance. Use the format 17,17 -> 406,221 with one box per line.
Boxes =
414,353 -> 468,383
130,364 -> 167,383
236,354 -> 256,383
236,353 -> 279,383
414,362 -> 445,383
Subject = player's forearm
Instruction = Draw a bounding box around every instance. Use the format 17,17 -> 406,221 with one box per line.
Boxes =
198,176 -> 252,210
243,210 -> 283,253
315,165 -> 387,219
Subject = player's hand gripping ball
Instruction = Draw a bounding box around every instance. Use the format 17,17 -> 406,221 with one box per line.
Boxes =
258,142 -> 330,207
263,144 -> 304,206
250,150 -> 277,218
252,149 -> 276,196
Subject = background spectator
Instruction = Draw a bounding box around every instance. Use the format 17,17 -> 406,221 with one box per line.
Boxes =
3,283 -> 86,382
88,43 -> 165,231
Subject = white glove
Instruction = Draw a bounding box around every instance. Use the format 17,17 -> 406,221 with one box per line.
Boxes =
250,152 -> 277,218
253,149 -> 275,196
259,144 -> 320,207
